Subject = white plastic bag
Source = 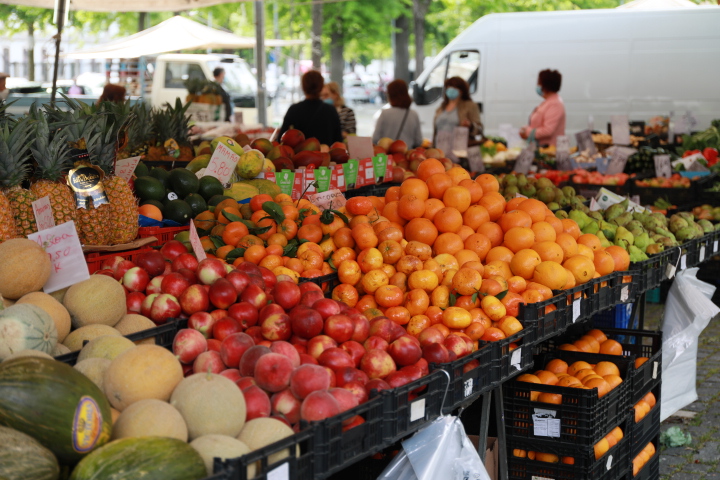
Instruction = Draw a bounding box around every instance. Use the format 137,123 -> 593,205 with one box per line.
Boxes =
377,415 -> 491,480
661,268 -> 719,421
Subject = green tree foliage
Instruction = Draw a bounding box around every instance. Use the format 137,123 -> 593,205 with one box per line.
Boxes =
0,5 -> 54,81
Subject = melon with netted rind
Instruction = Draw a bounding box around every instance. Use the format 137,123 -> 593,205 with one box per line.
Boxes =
190,434 -> 255,477
112,399 -> 188,442
74,358 -> 112,390
0,239 -> 51,300
113,314 -> 157,345
63,276 -> 126,328
237,417 -> 296,466
78,335 -> 135,362
63,325 -> 121,352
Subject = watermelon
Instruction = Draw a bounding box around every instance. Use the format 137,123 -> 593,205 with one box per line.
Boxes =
69,437 -> 207,480
0,426 -> 60,480
0,304 -> 58,360
0,357 -> 112,463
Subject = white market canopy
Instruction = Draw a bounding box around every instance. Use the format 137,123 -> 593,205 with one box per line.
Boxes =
0,0 -> 240,12
63,15 -> 305,59
616,0 -> 698,9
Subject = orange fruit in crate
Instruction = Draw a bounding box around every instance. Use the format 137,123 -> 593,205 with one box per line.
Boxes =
564,255 -> 596,284
635,356 -> 649,368
537,393 -> 562,404
594,438 -> 610,460
643,392 -> 656,408
535,453 -> 560,464
606,245 -> 630,271
586,329 -> 608,344
599,339 -> 623,355
546,359 -> 569,375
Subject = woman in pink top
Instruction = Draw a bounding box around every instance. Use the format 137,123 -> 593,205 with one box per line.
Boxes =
520,69 -> 566,147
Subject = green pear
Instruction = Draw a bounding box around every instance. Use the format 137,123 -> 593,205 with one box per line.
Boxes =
517,175 -> 528,188
569,210 -> 590,230
651,212 -> 669,227
588,211 -> 604,223
628,245 -> 649,262
604,203 -> 626,222
675,227 -> 699,242
562,186 -> 576,198
626,220 -> 644,232
634,232 -> 652,253
698,219 -> 714,233
555,210 -> 569,220
582,221 -> 600,235
503,174 -> 518,187
630,227 -> 644,238
641,215 -> 662,231
678,212 -> 694,223
520,184 -> 536,198
615,226 -> 635,247
547,202 -> 560,211
597,230 -> 613,248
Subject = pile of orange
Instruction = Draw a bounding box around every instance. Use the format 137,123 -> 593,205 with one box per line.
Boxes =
519,356 -> 624,400
593,426 -> 624,460
556,328 -> 625,355
632,442 -> 656,476
512,425 -> 623,465
633,391 -> 656,422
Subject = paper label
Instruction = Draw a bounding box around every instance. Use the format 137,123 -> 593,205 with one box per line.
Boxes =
307,189 -> 346,211
32,196 -> 55,231
515,193 -> 528,199
673,152 -> 706,170
652,362 -> 659,379
267,462 -> 289,480
28,221 -> 89,294
532,409 -> 559,438
115,155 -> 141,182
532,477 -> 554,480
534,418 -> 549,436
511,348 -> 522,370
514,142 -> 535,175
594,188 -> 646,213
195,168 -> 207,178
573,298 -> 581,323
681,254 -> 687,270
606,146 -> 636,175
555,135 -> 571,171
464,379 -> 473,397
467,145 -> 484,173
606,455 -> 613,470
548,418 -> 561,438
575,129 -> 597,155
205,142 -> 240,184
410,398 -> 426,422
67,164 -> 109,208
589,197 -> 601,212
347,136 -> 374,161
372,154 -> 387,184
654,154 -> 672,178
621,286 -> 629,302
665,263 -> 676,279
700,246 -> 706,262
72,396 -> 103,453
451,126 -> 469,159
304,169 -> 317,195
189,220 -> 207,262
714,240 -> 718,252
610,115 -> 631,146
436,130 -> 455,162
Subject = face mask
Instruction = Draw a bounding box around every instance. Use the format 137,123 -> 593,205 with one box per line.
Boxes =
323,98 -> 335,105
536,85 -> 544,97
445,87 -> 460,100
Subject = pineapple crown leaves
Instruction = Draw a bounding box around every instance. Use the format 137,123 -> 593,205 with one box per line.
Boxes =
0,115 -> 34,188
29,112 -> 73,182
86,113 -> 120,174
0,100 -> 18,130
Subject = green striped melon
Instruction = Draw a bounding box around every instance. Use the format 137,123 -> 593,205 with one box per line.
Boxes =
69,437 -> 207,480
0,357 -> 112,463
0,304 -> 58,360
0,426 -> 60,480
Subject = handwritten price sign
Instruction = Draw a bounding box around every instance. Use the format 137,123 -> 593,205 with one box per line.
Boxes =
654,154 -> 672,178
205,143 -> 241,184
32,196 -> 55,231
28,221 -> 89,293
189,221 -> 207,262
115,156 -> 141,182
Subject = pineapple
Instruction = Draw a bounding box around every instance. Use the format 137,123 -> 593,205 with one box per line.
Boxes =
117,102 -> 153,159
29,113 -> 78,229
0,193 -> 16,241
0,115 -> 36,237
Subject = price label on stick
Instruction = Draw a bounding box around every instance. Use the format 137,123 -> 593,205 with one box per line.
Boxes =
610,115 -> 631,146
555,135 -> 571,171
189,221 -> 207,262
115,156 -> 141,182
514,143 -> 535,175
575,129 -> 597,155
28,221 -> 89,293
204,143 -> 240,184
347,136 -> 374,161
606,146 -> 636,175
32,196 -> 55,231
654,154 -> 672,178
307,189 -> 346,210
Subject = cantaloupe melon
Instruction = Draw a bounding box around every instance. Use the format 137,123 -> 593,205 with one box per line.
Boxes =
1,294 -> 14,309
237,418 -> 296,466
2,349 -> 54,362
53,343 -> 71,356
110,408 -> 121,424
114,314 -> 157,345
111,399 -> 188,442
170,373 -> 247,440
48,287 -> 69,305
63,276 -> 126,329
0,239 -> 52,300
74,358 -> 112,390
63,325 -> 121,352
77,335 -> 135,362
190,434 -> 255,477
104,345 -> 184,411
17,292 -> 72,342
0,304 -> 58,360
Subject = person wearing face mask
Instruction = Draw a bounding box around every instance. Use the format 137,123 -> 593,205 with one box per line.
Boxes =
433,77 -> 482,151
320,81 -> 356,138
520,69 -> 566,147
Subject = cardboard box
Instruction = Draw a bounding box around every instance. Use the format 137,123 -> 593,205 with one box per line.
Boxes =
468,435 -> 498,480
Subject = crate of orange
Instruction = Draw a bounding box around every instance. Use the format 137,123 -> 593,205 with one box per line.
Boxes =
630,436 -> 659,480
507,414 -> 632,480
490,325 -> 535,386
630,385 -> 660,460
503,350 -> 632,446
630,246 -> 681,293
518,292 -> 571,344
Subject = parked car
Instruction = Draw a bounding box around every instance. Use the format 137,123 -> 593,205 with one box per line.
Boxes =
343,76 -> 375,104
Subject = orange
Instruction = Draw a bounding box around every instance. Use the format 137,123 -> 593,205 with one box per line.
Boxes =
578,233 -> 602,251
577,244 -> 595,261
584,378 -> 611,398
558,343 -> 580,352
423,198 -> 445,221
406,241 -> 433,261
517,198 -> 548,223
443,186 -> 472,213
535,370 -> 559,385
139,204 -> 163,221
447,165 -> 471,185
427,173 -> 453,199
404,218 -> 439,246
478,222 -> 504,248
464,234 -> 492,261
442,306 -> 473,329
532,241 -> 564,263
480,296 -> 506,321
483,261 -> 512,280
563,255 -> 596,284
478,192 -> 506,221
381,202 -> 407,226
606,245 -> 630,271
358,248 -> 384,273
244,244 -> 267,265
259,254 -> 283,270
384,186 -> 401,203
567,361 -> 592,376
361,269 -> 389,294
435,253 -> 460,274
517,374 -> 542,384
397,194 -> 426,220
346,197 -> 374,216
544,215 -> 564,235
407,314 -> 431,336
375,285 -> 405,308
574,368 -> 597,381
486,246 -> 514,263
532,261 -> 568,290
603,375 -> 623,390
457,225 -> 474,242
593,250 -> 615,276
433,207 -> 463,233
416,158 -> 446,181
586,329 -> 608,344
538,393 -> 562,404
531,221 -> 557,243
504,227 -> 535,253
332,284 -> 359,307
298,224 -> 323,244
505,196 -> 526,213
479,279 -> 503,297
404,289 -> 430,316
221,222 -> 250,247
400,178 -> 429,201
561,457 -> 575,465
555,233 -> 578,261
513,449 -> 527,458
333,227 -> 355,248
545,359 -> 568,375
535,453 -> 560,464
476,173 -> 500,193
462,205 -> 490,230
643,392 -> 656,408
193,210 -> 215,230
501,291 -> 524,317
599,339 -> 623,355
561,218 -> 581,239
433,232 -> 464,256
407,270 -> 440,292
574,339 -> 594,353
455,250 -> 480,267
509,249 -> 542,280
378,226 -> 403,243
459,179 -> 484,204
451,267 -> 483,295
525,282 -> 553,300
378,240 -> 403,265
557,376 -> 582,387
578,335 -> 600,353
635,357 -> 649,368
217,206 -> 243,225
507,276 -> 527,293
249,194 -> 274,212
498,210 -> 533,231
563,268 -> 576,289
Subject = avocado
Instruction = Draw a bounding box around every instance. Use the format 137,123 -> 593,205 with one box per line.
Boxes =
134,176 -> 166,202
164,199 -> 193,225
198,175 -> 225,201
149,167 -> 170,188
169,168 -> 200,197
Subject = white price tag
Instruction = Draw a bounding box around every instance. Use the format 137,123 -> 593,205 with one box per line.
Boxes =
606,454 -> 613,470
32,196 -> 55,231
610,115 -> 631,146
28,221 -> 89,294
267,462 -> 289,480
115,155 -> 141,182
548,419 -> 561,438
347,136 -> 374,160
714,240 -> 718,253
410,398 -> 426,422
573,298 -> 581,323
665,263 -> 676,280
681,254 -> 687,270
654,154 -> 672,179
464,379 -> 473,397
514,143 -> 535,175
575,129 -> 596,155
534,418 -> 548,436
700,246 -> 706,262
589,197 -> 602,212
307,189 -> 346,210
652,362 -> 659,379
606,146 -> 636,175
205,143 -> 241,184
511,348 -> 522,370
365,168 -> 374,180
189,221 -> 207,262
621,286 -> 629,302
556,135 -> 571,171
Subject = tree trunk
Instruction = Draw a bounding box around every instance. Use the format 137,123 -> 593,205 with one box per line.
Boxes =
27,21 -> 35,81
393,15 -> 410,82
138,12 -> 148,32
330,18 -> 344,89
311,2 -> 323,69
413,0 -> 430,79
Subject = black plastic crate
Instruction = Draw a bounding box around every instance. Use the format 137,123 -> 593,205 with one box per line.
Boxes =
630,246 -> 681,293
430,343 -> 494,414
711,230 -> 720,256
630,384 -> 661,459
313,395 -> 385,478
380,369 -> 446,443
54,317 -> 187,366
616,270 -> 641,306
299,272 -> 341,298
632,184 -> 696,207
694,231 -> 716,266
517,293 -> 568,344
218,426 -> 315,480
561,280 -> 594,328
490,326 -> 535,385
507,417 -> 632,480
628,438 -> 659,480
570,181 -> 630,200
504,351 -> 632,445
588,273 -> 622,316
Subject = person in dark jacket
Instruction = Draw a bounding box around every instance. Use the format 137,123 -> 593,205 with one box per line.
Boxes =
214,67 -> 233,122
279,70 -> 343,146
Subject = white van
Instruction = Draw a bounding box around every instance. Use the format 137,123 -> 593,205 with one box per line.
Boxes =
410,7 -> 720,143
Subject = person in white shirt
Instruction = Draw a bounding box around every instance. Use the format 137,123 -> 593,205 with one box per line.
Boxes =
0,73 -> 9,101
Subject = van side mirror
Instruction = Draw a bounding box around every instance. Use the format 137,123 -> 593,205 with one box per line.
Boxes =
410,81 -> 425,105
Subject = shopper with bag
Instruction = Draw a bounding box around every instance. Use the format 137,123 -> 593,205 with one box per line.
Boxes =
372,79 -> 423,149
432,77 -> 482,149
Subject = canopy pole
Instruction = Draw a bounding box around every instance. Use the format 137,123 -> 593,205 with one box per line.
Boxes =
255,0 -> 267,126
50,0 -> 68,104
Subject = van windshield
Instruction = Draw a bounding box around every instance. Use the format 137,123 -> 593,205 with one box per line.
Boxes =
210,60 -> 256,97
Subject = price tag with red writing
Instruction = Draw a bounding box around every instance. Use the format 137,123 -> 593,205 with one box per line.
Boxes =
205,143 -> 240,184
32,196 -> 55,231
308,189 -> 346,210
28,221 -> 89,293
115,156 -> 141,182
189,221 -> 207,262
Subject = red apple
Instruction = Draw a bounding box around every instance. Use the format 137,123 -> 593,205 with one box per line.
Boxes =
150,293 -> 181,325
281,128 -> 305,148
363,336 -> 389,352
350,315 -> 370,343
135,250 -> 166,278
160,272 -> 191,298
239,345 -> 271,377
212,317 -> 242,342
342,381 -> 369,405
172,253 -> 199,272
329,387 -> 359,420
335,367 -> 369,387
126,291 -> 145,314
271,388 -> 301,424
324,314 -> 354,344
360,349 -> 397,380
145,275 -> 164,295
188,311 -> 216,338
160,240 -> 188,260
178,284 -> 210,316
388,139 -> 408,155
300,390 -> 340,423
236,376 -> 257,390
422,343 -> 450,364
444,335 -> 469,359
385,370 -> 412,388
122,266 -> 149,292
241,284 -> 267,310
300,290 -> 324,308
392,167 -> 405,183
307,335 -> 338,359
228,302 -> 259,329
299,353 -> 318,365
254,352 -> 294,392
273,281 -> 302,310
241,385 -> 272,420
245,326 -> 264,345
219,368 -> 242,383
208,278 -> 238,310
225,270 -> 251,295
318,347 -> 354,371
388,335 -> 423,367
172,328 -> 208,364
113,260 -> 136,281
289,306 -> 324,339
290,364 -> 331,399
207,338 -> 222,352
193,350 -> 225,374
197,258 -> 227,285
269,341 -> 301,368
340,341 -> 366,368
418,327 -> 445,347
220,332 -> 255,368
364,378 -> 391,396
